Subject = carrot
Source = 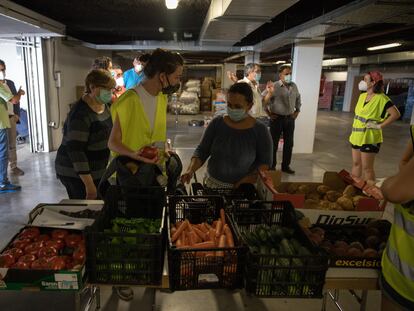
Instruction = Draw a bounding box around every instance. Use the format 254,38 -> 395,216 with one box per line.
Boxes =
204,222 -> 212,231
193,226 -> 207,241
216,235 -> 226,257
215,219 -> 223,238
212,220 -> 218,228
175,221 -> 183,230
223,225 -> 234,247
171,227 -> 177,236
185,220 -> 193,232
193,241 -> 215,248
176,238 -> 183,247
182,231 -> 188,245
208,229 -> 216,243
188,231 -> 196,246
205,252 -> 215,257
172,221 -> 187,242
220,209 -> 226,226
198,223 -> 209,234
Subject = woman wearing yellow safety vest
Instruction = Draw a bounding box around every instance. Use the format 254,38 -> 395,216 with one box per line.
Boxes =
107,48 -> 183,302
381,125 -> 414,311
108,49 -> 183,165
349,71 -> 400,185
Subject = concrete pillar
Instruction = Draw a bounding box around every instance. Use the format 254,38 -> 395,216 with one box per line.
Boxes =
222,63 -> 237,89
291,39 -> 325,154
244,51 -> 261,65
343,63 -> 360,112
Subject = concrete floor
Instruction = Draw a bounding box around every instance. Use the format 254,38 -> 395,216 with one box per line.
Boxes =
0,110 -> 409,310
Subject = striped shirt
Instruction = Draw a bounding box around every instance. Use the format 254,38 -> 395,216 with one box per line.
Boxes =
55,98 -> 112,180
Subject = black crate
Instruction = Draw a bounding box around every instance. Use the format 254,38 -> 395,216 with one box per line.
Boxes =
231,200 -> 329,298
85,186 -> 166,285
167,195 -> 247,291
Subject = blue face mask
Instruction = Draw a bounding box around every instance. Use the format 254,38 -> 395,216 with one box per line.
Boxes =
96,88 -> 112,104
227,107 -> 247,122
284,74 -> 292,84
255,73 -> 261,82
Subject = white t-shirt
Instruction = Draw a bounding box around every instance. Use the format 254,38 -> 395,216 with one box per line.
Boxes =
238,77 -> 264,117
134,84 -> 157,130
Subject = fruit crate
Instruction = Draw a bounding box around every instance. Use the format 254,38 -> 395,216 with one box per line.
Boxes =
85,186 -> 166,285
167,195 -> 247,291
312,220 -> 391,269
231,200 -> 329,298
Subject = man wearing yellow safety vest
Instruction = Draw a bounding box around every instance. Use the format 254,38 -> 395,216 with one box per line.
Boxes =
349,71 -> 400,185
108,48 -> 183,301
381,125 -> 414,310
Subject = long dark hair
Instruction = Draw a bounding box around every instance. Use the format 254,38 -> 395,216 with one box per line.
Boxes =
144,49 -> 184,78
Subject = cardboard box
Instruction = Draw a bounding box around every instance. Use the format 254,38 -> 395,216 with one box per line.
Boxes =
257,171 -> 384,225
0,227 -> 85,291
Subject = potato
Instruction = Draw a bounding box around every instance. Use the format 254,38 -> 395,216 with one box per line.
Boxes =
317,185 -> 330,195
353,195 -> 365,207
334,240 -> 349,250
297,184 -> 311,195
326,190 -> 342,202
336,196 -> 354,211
306,192 -> 321,201
319,200 -> 331,210
287,183 -> 299,194
366,236 -> 380,249
304,199 -> 319,209
349,241 -> 364,252
332,247 -> 347,256
343,185 -> 357,197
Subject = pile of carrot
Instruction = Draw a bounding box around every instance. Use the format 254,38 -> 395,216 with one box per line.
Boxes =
170,209 -> 235,257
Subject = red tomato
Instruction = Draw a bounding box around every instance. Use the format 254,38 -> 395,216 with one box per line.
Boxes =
4,248 -> 24,260
24,241 -> 45,255
65,234 -> 82,248
34,234 -> 50,242
12,238 -> 32,250
47,256 -> 66,270
18,254 -> 37,264
72,247 -> 85,263
12,261 -> 30,269
0,254 -> 15,268
51,229 -> 69,240
19,227 -> 40,240
140,146 -> 158,159
31,258 -> 49,270
46,239 -> 65,250
38,246 -> 58,258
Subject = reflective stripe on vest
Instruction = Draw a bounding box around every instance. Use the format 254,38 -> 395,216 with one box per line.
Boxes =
386,245 -> 414,282
354,115 -> 368,123
352,127 -> 381,133
395,207 -> 414,237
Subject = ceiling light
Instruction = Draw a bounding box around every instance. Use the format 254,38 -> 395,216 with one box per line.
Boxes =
158,27 -> 164,33
275,60 -> 286,64
367,42 -> 402,51
165,0 -> 179,9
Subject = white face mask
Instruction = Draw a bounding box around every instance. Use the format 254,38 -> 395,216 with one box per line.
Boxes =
358,80 -> 368,91
134,64 -> 143,72
116,77 -> 124,87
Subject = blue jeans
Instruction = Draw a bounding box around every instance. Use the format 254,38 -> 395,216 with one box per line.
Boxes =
0,128 -> 9,186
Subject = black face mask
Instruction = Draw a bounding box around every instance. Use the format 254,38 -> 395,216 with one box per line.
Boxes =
161,76 -> 180,95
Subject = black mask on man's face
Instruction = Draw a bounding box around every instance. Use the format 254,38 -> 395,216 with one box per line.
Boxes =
161,76 -> 180,95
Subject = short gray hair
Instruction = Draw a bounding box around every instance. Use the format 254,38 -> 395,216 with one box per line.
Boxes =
244,63 -> 259,77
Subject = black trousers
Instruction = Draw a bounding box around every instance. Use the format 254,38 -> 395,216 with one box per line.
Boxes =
58,176 -> 100,200
269,116 -> 295,170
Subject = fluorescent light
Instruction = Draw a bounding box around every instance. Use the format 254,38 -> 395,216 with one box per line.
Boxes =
275,60 -> 286,64
165,0 -> 179,9
367,42 -> 401,51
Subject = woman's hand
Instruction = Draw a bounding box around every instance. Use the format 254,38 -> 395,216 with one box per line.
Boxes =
85,183 -> 98,200
181,169 -> 194,184
130,150 -> 159,164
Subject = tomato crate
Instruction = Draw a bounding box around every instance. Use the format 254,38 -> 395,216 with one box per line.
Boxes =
85,186 -> 166,286
167,195 -> 247,291
231,200 -> 329,298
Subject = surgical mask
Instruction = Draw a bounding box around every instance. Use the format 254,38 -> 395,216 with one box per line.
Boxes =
96,88 -> 112,104
1,71 -> 5,80
255,73 -> 261,82
227,107 -> 247,122
161,76 -> 180,95
135,64 -> 143,72
116,77 -> 124,87
284,74 -> 292,84
110,71 -> 115,78
358,80 -> 368,91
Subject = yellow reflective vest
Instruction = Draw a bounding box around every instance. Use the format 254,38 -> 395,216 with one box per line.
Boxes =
382,203 -> 414,303
349,92 -> 390,146
110,89 -> 167,158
